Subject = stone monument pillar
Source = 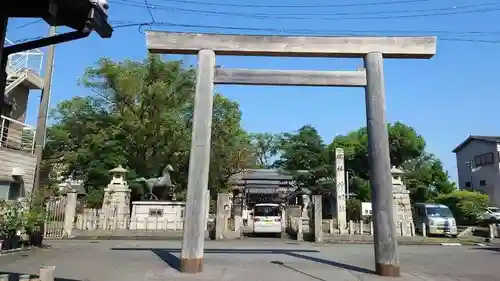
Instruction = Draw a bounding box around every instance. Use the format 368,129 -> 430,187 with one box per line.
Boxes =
101,165 -> 131,229
335,148 -> 347,232
391,166 -> 413,236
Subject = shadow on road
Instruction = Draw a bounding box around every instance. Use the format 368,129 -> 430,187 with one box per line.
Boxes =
0,271 -> 80,281
473,247 -> 500,253
111,247 -> 376,275
270,260 -> 327,281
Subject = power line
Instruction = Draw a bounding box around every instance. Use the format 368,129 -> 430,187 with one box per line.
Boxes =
111,20 -> 500,37
110,0 -> 500,20
147,0 -> 433,8
110,20 -> 500,44
15,19 -> 43,29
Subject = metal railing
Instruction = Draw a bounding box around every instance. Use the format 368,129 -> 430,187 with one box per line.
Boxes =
0,115 -> 36,154
4,38 -> 44,75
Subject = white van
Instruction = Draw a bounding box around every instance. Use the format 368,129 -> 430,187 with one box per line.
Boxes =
413,203 -> 458,237
252,203 -> 282,237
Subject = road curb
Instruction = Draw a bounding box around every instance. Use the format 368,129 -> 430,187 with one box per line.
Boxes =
0,245 -> 51,256
320,240 -> 474,246
70,236 -> 210,241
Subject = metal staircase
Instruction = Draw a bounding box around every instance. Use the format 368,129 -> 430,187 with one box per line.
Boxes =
3,38 -> 44,96
5,69 -> 29,95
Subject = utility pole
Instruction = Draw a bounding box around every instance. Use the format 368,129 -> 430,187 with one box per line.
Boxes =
32,26 -> 56,199
466,158 -> 474,191
0,17 -> 8,115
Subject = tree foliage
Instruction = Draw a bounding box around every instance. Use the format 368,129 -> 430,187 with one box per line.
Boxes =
250,132 -> 281,168
43,55 -> 256,205
273,125 -> 332,192
43,55 -> 456,209
435,190 -> 489,224
273,121 -> 455,203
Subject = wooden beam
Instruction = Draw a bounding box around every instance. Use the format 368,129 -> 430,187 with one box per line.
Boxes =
214,68 -> 366,87
146,31 -> 436,59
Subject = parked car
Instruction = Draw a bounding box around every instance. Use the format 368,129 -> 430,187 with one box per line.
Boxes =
478,207 -> 500,226
252,203 -> 282,237
483,207 -> 500,220
413,203 -> 458,237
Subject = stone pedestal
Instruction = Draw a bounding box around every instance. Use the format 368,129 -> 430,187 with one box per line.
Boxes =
101,165 -> 131,229
391,166 -> 413,236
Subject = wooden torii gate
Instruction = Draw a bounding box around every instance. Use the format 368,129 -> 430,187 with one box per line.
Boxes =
146,31 -> 436,276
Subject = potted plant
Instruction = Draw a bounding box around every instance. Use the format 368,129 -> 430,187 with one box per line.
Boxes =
23,206 -> 45,247
0,201 -> 24,250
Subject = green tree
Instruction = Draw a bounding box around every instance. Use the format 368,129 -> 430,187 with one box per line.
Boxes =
273,125 -> 331,192
435,190 -> 488,224
208,94 -> 256,196
328,122 -> 452,203
403,153 -> 456,203
43,55 -> 253,206
250,132 -> 281,168
329,122 -> 426,181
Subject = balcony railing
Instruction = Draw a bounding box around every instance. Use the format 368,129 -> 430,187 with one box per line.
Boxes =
4,38 -> 44,75
0,115 -> 36,154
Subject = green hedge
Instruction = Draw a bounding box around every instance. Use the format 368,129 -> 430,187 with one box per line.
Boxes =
434,190 -> 489,225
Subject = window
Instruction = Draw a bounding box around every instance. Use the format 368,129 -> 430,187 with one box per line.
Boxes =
474,152 -> 494,167
480,180 -> 486,186
425,206 -> 453,218
149,208 -> 163,217
254,205 -> 280,217
465,181 -> 471,188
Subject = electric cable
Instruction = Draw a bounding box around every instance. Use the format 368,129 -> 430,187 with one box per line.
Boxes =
109,0 -> 500,21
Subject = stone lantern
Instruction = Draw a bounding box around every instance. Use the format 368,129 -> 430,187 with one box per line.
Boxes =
391,166 -> 405,186
100,165 -> 131,229
390,166 -> 413,236
109,165 -> 129,186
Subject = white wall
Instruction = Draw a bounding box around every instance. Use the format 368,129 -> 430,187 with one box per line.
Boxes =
130,201 -> 186,230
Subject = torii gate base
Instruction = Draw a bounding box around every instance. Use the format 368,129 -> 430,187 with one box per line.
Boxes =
147,31 -> 437,277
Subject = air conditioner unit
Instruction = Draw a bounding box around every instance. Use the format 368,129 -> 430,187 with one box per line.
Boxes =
11,167 -> 25,176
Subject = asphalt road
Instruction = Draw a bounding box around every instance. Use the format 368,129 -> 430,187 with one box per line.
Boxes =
0,238 -> 499,281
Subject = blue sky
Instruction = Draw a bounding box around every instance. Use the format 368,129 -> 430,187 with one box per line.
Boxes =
5,0 -> 500,182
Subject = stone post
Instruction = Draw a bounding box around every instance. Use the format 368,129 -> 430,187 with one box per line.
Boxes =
489,224 -> 495,240
215,193 -> 231,240
204,190 -> 210,231
335,148 -> 347,229
40,266 -> 55,281
62,189 -> 78,238
281,208 -> 286,239
313,195 -> 323,242
297,217 -> 303,241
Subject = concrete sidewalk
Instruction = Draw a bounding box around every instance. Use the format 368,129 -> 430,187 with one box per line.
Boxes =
0,239 -> 498,280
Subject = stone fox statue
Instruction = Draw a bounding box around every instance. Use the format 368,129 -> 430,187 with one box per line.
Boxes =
133,165 -> 175,200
